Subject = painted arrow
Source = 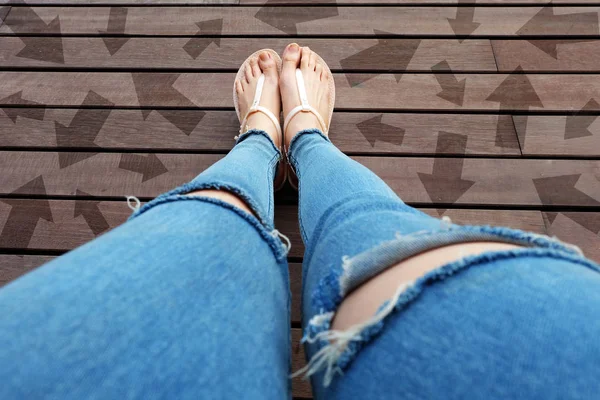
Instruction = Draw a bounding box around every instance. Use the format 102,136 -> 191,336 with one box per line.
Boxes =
183,19 -> 223,60
339,32 -> 421,87
152,110 -> 206,136
517,6 -> 599,37
2,4 -> 64,64
99,7 -> 130,56
447,0 -> 481,42
254,0 -> 339,35
417,132 -> 475,204
565,98 -> 599,140
0,91 -> 46,123
525,39 -> 597,60
74,190 -> 110,236
546,212 -> 600,235
0,176 -> 53,249
486,66 -> 543,149
356,114 -> 405,147
54,91 -> 114,169
533,174 -> 600,207
431,60 -> 466,106
118,154 -> 168,182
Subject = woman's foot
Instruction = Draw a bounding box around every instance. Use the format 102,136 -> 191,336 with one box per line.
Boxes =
235,51 -> 282,148
280,44 -> 332,149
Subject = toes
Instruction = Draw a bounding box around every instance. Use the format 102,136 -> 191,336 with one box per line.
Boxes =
249,57 -> 261,77
282,43 -> 301,73
235,79 -> 244,94
301,46 -> 311,71
308,51 -> 317,71
258,51 -> 277,78
315,63 -> 323,79
244,62 -> 253,83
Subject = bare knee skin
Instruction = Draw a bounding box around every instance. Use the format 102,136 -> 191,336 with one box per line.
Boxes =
331,242 -> 522,331
186,190 -> 256,218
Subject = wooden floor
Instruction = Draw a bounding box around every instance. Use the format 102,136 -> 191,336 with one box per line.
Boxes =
1,0 -> 600,398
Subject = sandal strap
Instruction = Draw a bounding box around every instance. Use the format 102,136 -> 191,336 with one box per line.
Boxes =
238,74 -> 282,138
283,68 -> 329,137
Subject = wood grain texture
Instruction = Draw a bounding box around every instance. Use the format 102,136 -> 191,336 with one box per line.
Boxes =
543,212 -> 600,263
0,6 -> 9,29
1,153 -> 600,206
492,40 -> 600,72
1,6 -> 599,36
0,37 -> 496,72
513,115 -> 600,156
2,72 -> 600,112
0,110 -> 520,156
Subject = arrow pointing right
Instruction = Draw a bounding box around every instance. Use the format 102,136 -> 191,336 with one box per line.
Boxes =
183,19 -> 223,60
119,154 -> 169,182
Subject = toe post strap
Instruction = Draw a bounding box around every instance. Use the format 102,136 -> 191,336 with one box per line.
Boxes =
283,69 -> 329,137
238,74 -> 282,139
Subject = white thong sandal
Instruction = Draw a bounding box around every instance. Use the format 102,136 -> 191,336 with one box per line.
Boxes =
283,53 -> 336,189
233,49 -> 286,190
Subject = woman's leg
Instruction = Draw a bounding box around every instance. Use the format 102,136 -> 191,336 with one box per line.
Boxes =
0,54 -> 291,400
280,45 -> 600,399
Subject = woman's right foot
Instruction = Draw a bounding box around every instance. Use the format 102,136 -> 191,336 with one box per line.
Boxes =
280,44 -> 332,149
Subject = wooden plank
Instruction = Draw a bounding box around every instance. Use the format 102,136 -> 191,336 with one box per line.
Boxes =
543,212 -> 600,263
0,109 -> 520,156
1,6 -> 599,36
492,40 -> 600,72
0,6 -> 9,29
0,254 -> 54,286
1,0 -> 594,4
2,72 -> 600,112
0,37 -> 496,72
2,153 -> 600,207
0,1 -> 238,3
513,115 -> 600,157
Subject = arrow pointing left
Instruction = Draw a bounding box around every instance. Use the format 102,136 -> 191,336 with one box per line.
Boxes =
0,91 -> 46,123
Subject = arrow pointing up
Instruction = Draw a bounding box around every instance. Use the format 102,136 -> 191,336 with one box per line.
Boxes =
0,91 -> 46,123
54,91 -> 114,169
356,114 -> 405,147
340,32 -> 421,87
183,19 -> 223,59
74,190 -> 110,236
517,6 -> 599,37
417,132 -> 475,204
99,7 -> 130,56
486,66 -> 543,148
533,174 -> 600,206
565,98 -> 599,140
447,0 -> 481,42
0,176 -> 53,249
2,5 -> 64,64
119,154 -> 168,182
254,0 -> 339,35
432,60 -> 466,106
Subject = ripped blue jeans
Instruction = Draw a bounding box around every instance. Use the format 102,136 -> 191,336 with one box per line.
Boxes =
1,129 -> 600,399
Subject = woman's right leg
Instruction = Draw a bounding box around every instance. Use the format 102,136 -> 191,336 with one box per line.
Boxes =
280,44 -> 600,399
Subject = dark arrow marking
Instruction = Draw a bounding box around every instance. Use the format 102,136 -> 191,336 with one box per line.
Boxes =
431,60 -> 466,106
0,6 -> 10,27
356,114 -> 405,147
2,4 -> 64,64
99,7 -> 130,56
0,91 -> 45,123
254,0 -> 339,35
447,0 -> 481,42
183,19 -> 223,60
546,212 -> 600,235
119,154 -> 168,182
517,6 -> 599,37
74,190 -> 110,236
0,176 -> 53,249
565,98 -> 599,140
533,174 -> 600,206
486,66 -> 543,149
340,32 -> 421,87
525,39 -> 597,60
153,110 -> 205,136
132,73 -> 196,117
54,91 -> 114,169
417,132 -> 475,204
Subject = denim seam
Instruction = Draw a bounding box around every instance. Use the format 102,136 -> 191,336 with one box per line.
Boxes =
299,247 -> 600,386
128,195 -> 288,262
287,128 -> 330,164
236,128 -> 282,157
266,151 -> 280,221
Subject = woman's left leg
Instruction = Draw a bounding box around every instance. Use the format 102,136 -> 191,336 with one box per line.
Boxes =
0,53 -> 291,400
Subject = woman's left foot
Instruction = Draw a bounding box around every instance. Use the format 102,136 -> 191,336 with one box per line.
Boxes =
235,51 -> 282,148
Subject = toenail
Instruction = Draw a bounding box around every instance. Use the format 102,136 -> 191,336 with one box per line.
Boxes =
288,43 -> 299,53
259,52 -> 269,61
